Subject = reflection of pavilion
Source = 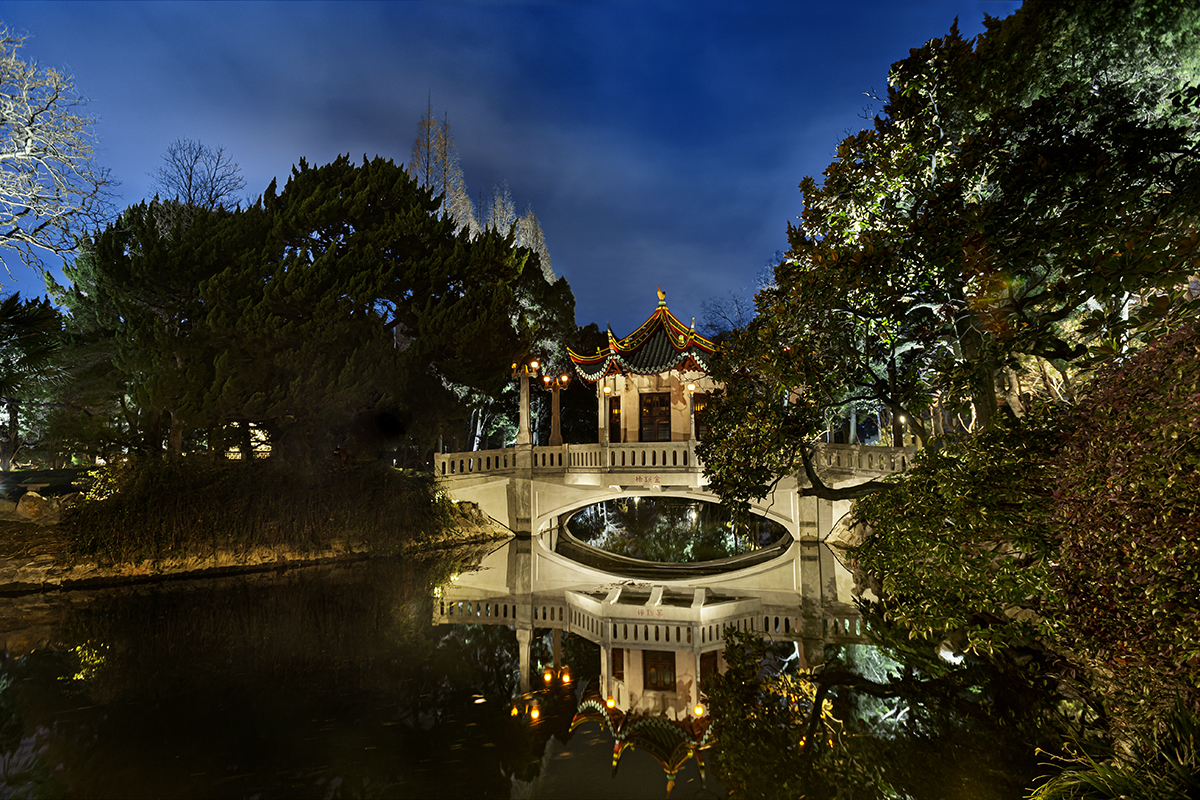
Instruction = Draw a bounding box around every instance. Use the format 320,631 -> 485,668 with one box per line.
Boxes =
570,683 -> 715,795
433,533 -> 869,717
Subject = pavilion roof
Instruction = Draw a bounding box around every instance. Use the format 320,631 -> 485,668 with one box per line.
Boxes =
567,289 -> 716,383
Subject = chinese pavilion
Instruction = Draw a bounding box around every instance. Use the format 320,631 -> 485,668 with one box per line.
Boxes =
568,288 -> 719,444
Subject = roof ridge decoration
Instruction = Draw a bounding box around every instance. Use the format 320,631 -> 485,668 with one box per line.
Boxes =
567,289 -> 717,383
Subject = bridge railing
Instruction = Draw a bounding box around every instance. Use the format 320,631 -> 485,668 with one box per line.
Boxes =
816,443 -> 914,475
434,441 -> 702,477
434,441 -> 914,479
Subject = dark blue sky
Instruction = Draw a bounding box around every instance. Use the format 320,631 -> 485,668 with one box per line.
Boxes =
2,0 -> 1020,335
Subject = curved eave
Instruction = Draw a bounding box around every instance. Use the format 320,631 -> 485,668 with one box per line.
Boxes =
569,348 -> 712,383
568,302 -> 716,383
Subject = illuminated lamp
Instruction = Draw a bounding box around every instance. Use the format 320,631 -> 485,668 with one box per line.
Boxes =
606,696 -> 616,709
543,668 -> 553,684
529,360 -> 539,370
686,382 -> 697,393
561,668 -> 571,683
693,703 -> 706,717
530,704 -> 540,721
543,375 -> 551,386
602,385 -> 612,395
511,705 -> 518,717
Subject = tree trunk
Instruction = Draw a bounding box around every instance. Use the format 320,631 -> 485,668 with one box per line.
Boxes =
168,411 -> 184,458
0,399 -> 17,471
1002,366 -> 1025,418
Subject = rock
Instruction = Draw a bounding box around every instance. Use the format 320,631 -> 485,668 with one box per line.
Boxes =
826,512 -> 871,548
16,492 -> 49,520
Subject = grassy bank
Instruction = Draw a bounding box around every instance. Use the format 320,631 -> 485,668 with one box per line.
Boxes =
62,459 -> 458,565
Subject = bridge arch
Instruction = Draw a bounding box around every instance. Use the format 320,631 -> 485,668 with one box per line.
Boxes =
434,441 -> 914,542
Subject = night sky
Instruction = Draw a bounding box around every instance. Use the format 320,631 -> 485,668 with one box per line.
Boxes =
1,0 -> 1020,336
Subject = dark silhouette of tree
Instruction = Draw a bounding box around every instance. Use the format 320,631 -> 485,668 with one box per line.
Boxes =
0,293 -> 63,469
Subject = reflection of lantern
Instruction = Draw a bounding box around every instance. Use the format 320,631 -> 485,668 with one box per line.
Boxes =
510,705 -> 519,717
561,668 -> 571,684
606,696 -> 616,709
693,703 -> 705,718
530,703 -> 541,721
543,668 -> 553,684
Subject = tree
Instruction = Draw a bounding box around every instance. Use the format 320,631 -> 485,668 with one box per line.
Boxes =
699,0 -> 1200,755
515,206 -> 553,281
0,26 -> 114,273
405,105 -> 574,452
148,138 -> 246,210
407,100 -> 478,236
197,155 -> 539,464
709,624 -> 1083,800
484,180 -> 516,235
0,293 -> 62,469
700,1 -> 1200,510
48,200 -> 235,458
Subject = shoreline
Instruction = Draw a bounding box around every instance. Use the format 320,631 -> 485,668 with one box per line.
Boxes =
0,501 -> 511,597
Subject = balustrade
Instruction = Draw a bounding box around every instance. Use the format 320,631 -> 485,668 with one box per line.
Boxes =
436,440 -> 911,480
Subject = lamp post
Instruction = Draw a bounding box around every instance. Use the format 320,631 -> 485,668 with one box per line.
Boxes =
544,372 -> 570,447
601,382 -> 613,444
685,381 -> 697,441
514,359 -> 540,446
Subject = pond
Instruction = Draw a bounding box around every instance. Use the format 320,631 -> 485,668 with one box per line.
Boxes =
0,501 -> 1061,799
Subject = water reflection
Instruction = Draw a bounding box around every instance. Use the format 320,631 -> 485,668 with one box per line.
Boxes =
0,506 -> 1072,797
565,498 -> 786,563
4,538 -> 799,798
435,524 -> 868,796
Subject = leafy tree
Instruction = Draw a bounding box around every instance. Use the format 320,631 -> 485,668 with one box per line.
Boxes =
48,200 -> 236,458
405,104 -> 572,452
1049,319 -> 1200,726
199,155 -> 543,464
0,26 -> 115,273
700,0 -> 1200,759
701,0 -> 1200,511
52,155 -> 547,466
851,413 -> 1060,655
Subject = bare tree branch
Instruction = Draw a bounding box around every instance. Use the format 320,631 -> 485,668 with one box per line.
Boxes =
148,137 -> 246,211
0,26 -> 116,275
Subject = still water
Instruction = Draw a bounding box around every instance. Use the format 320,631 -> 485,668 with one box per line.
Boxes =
0,505 -> 1058,799
0,550 -> 725,799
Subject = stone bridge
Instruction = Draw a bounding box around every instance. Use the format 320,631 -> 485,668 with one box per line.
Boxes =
435,440 -> 914,541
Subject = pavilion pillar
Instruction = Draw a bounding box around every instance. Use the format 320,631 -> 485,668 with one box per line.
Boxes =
516,627 -> 533,695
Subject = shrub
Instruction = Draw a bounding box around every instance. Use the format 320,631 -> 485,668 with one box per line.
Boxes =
1052,320 -> 1200,722
63,458 -> 449,564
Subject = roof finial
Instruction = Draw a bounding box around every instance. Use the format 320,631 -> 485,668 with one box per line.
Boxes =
657,285 -> 666,305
